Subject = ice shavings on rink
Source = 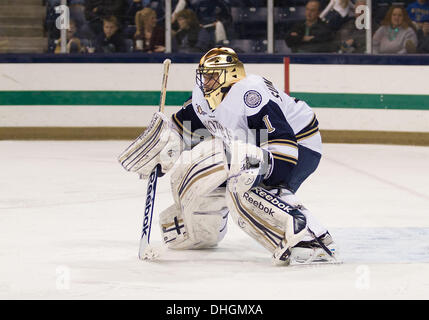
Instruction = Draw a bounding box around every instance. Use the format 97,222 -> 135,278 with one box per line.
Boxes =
0,141 -> 428,299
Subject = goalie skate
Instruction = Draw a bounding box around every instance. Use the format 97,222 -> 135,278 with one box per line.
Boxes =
289,232 -> 342,266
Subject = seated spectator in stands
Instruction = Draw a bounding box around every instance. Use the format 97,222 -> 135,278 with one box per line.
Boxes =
373,6 -> 418,54
172,0 -> 229,44
374,0 -> 396,25
126,0 -> 180,25
336,0 -> 367,53
126,0 -> 149,25
54,19 -> 86,53
134,8 -> 165,52
173,9 -> 214,53
46,0 -> 90,40
68,1 -> 86,25
285,0 -> 334,53
85,0 -> 126,35
407,0 -> 429,29
95,16 -> 127,53
417,17 -> 429,52
320,0 -> 354,30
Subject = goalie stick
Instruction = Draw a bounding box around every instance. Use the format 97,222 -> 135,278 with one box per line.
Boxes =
139,58 -> 171,260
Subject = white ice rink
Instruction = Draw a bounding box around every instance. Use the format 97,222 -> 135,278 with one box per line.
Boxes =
1,141 -> 428,300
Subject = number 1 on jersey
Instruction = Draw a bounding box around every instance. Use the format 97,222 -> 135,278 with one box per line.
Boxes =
263,115 -> 275,133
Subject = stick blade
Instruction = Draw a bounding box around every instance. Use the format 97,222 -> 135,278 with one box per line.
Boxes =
139,243 -> 159,261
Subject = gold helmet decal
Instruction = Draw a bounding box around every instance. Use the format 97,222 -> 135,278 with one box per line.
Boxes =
196,47 -> 246,111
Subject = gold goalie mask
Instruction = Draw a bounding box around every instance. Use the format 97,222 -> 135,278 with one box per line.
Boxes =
196,47 -> 246,111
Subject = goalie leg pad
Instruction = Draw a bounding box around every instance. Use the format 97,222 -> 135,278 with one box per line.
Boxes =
171,137 -> 228,213
160,138 -> 229,249
275,188 -> 339,265
159,203 -> 188,248
279,189 -> 328,242
163,138 -> 229,249
226,187 -> 308,259
159,188 -> 229,249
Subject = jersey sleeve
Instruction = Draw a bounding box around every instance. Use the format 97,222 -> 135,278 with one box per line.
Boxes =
247,100 -> 298,188
171,96 -> 210,147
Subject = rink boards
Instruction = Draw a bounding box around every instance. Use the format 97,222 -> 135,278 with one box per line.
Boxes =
0,62 -> 428,144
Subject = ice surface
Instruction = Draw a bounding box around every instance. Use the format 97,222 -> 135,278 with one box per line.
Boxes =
0,141 -> 428,299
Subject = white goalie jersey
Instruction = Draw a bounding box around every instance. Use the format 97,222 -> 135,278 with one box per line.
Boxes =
172,73 -> 322,188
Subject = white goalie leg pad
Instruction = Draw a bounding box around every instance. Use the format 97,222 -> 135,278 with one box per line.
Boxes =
276,189 -> 338,265
159,188 -> 229,249
159,203 -> 188,248
118,112 -> 183,178
171,137 -> 228,213
184,188 -> 229,249
279,189 -> 328,241
226,186 -> 308,257
161,138 -> 229,249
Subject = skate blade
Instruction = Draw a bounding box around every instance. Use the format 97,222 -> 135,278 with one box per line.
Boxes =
289,248 -> 342,266
289,257 -> 343,266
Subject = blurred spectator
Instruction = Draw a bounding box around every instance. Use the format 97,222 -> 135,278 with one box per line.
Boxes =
284,0 -> 334,53
124,0 -> 181,39
95,16 -> 127,53
125,0 -> 180,24
54,19 -> 86,53
374,0 -> 396,25
125,0 -> 153,24
173,9 -> 214,53
272,0 -> 329,6
69,0 -> 87,27
417,17 -> 429,52
172,0 -> 230,26
407,0 -> 429,29
336,0 -> 367,53
172,0 -> 230,43
134,8 -> 165,52
320,0 -> 354,31
125,0 -> 150,25
373,5 -> 418,54
274,0 -> 330,6
85,0 -> 126,35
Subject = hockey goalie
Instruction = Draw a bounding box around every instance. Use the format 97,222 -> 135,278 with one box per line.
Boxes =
119,47 -> 339,266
